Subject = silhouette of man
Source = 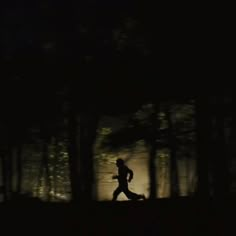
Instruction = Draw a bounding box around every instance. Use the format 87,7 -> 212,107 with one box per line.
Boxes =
112,158 -> 145,201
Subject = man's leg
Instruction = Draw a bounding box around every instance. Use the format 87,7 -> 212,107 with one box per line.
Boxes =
123,187 -> 145,200
112,187 -> 122,201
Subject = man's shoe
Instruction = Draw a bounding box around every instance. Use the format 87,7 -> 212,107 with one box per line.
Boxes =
141,194 -> 146,200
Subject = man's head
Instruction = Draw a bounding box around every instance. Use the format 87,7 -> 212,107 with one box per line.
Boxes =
116,158 -> 124,167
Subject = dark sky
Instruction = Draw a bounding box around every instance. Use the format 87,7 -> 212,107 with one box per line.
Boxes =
1,2 -> 233,102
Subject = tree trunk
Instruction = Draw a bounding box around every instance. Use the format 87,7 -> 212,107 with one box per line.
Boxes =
68,110 -> 99,203
16,144 -> 22,194
195,96 -> 211,197
229,95 -> 236,195
148,141 -> 157,199
147,103 -> 159,199
166,107 -> 179,197
79,112 -> 99,202
42,141 -> 51,201
212,97 -> 230,197
1,155 -> 7,201
67,109 -> 81,203
53,138 -> 59,199
4,147 -> 13,200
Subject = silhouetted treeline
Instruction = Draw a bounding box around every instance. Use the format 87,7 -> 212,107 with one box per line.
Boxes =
0,2 -> 235,202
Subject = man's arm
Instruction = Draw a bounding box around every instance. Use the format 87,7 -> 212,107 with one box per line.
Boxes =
127,168 -> 133,182
112,175 -> 118,179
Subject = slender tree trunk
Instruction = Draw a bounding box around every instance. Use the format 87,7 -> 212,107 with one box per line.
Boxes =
147,103 -> 159,199
148,141 -> 157,199
195,96 -> 211,197
67,109 -> 81,203
229,95 -> 236,195
43,141 -> 51,201
212,97 -> 230,197
53,138 -> 59,199
0,147 -> 14,200
37,150 -> 44,198
166,107 -> 179,197
79,112 -> 99,202
38,140 -> 51,201
1,155 -> 7,201
16,144 -> 22,194
5,147 -> 13,200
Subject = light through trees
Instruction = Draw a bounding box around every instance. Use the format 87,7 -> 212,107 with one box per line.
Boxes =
94,100 -> 198,200
1,97 -> 235,202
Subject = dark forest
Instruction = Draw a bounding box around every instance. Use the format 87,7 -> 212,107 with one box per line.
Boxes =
0,1 -> 234,235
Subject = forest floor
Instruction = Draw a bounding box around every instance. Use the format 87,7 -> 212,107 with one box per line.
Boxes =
0,197 -> 235,236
